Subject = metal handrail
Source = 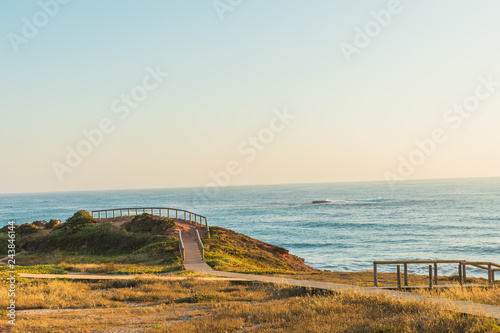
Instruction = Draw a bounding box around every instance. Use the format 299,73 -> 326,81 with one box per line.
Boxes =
195,230 -> 204,261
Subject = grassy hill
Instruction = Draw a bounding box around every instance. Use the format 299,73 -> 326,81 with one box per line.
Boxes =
203,227 -> 317,274
0,211 -> 182,275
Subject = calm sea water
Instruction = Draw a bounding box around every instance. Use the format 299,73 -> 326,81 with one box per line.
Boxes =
1,177 -> 499,276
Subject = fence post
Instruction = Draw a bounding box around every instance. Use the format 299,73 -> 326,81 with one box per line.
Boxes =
489,264 -> 492,286
397,265 -> 401,289
463,264 -> 467,284
373,263 -> 378,287
404,263 -> 408,286
178,230 -> 185,261
429,265 -> 433,289
458,264 -> 463,284
434,262 -> 438,285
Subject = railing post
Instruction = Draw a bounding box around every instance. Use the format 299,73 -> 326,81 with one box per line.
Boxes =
178,230 -> 185,261
396,265 -> 401,289
113,210 -> 115,218
489,264 -> 493,286
493,270 -> 496,287
135,209 -> 138,216
98,212 -> 101,219
458,264 -> 463,285
429,265 -> 433,289
404,263 -> 408,286
463,264 -> 467,284
373,263 -> 378,287
434,262 -> 438,285
128,209 -> 130,216
176,210 -> 178,219
167,209 -> 170,218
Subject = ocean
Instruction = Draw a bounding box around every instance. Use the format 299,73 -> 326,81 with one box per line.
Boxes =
1,177 -> 499,277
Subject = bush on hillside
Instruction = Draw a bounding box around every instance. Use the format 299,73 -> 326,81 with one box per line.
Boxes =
124,214 -> 175,234
0,233 -> 18,256
32,220 -> 47,228
18,223 -> 43,236
0,224 -> 18,233
23,222 -> 174,255
46,219 -> 62,229
66,210 -> 97,227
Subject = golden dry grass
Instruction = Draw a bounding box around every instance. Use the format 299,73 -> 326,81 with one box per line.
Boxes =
265,271 -> 491,288
0,279 -> 118,310
2,277 -> 499,333
413,286 -> 500,307
157,294 -> 500,333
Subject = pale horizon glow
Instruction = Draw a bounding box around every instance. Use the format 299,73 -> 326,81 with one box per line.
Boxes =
1,1 -> 500,194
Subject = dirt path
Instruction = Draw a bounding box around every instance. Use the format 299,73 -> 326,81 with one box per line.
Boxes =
19,273 -> 245,282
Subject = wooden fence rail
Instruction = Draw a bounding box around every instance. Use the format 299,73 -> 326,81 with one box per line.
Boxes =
195,230 -> 204,261
373,260 -> 499,288
178,230 -> 185,261
91,207 -> 209,233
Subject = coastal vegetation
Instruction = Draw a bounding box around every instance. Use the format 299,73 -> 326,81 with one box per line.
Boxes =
0,211 -> 182,275
203,227 -> 317,274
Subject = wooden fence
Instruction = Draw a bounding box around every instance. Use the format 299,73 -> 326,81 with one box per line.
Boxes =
373,260 -> 500,288
195,230 -> 204,261
91,207 -> 209,233
178,230 -> 185,261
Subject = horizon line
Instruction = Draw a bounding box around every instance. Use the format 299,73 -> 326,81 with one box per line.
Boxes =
2,175 -> 500,196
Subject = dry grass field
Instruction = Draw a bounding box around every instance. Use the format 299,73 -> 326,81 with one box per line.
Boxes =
1,276 -> 499,333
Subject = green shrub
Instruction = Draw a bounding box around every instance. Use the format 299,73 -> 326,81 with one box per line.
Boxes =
32,220 -> 47,228
23,222 -> 178,256
0,234 -> 10,256
0,224 -> 18,233
18,223 -> 43,236
124,213 -> 175,234
65,210 -> 97,228
133,239 -> 178,256
46,219 -> 62,229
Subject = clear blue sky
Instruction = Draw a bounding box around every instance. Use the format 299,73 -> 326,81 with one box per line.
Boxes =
1,0 -> 500,193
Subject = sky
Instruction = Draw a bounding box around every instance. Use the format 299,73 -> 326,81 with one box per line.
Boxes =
1,0 -> 500,194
